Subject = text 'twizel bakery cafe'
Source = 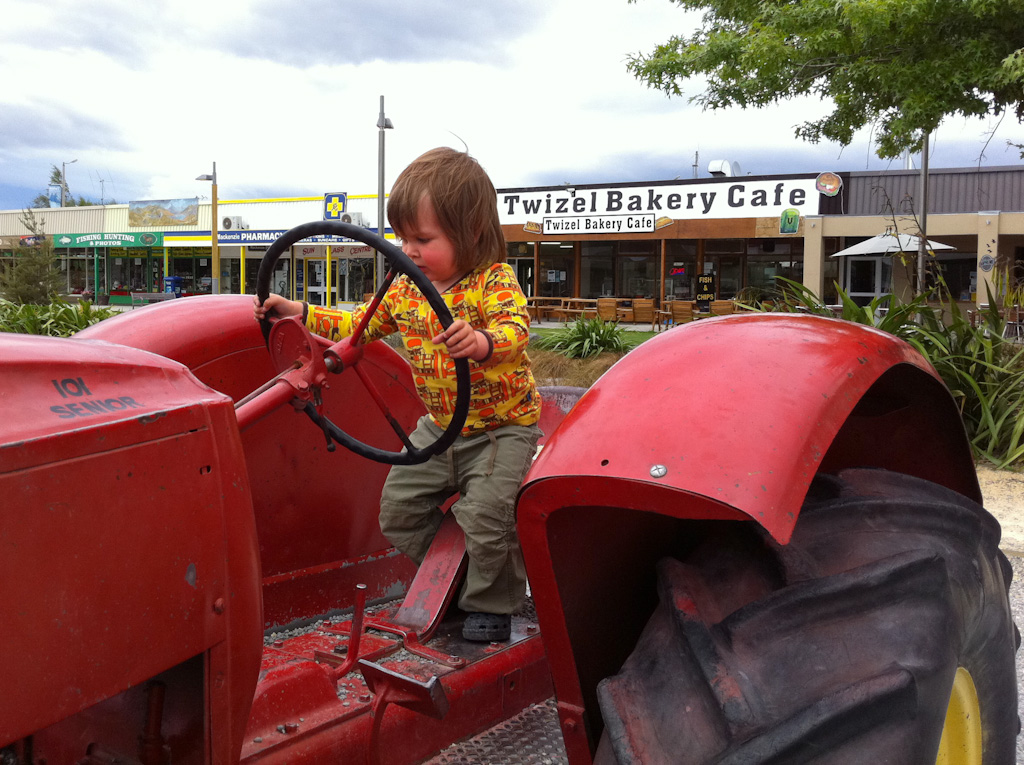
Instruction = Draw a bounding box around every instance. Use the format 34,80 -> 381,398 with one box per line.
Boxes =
496,171 -> 844,306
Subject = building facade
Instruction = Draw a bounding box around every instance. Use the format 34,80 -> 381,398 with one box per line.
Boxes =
2,166 -> 1022,308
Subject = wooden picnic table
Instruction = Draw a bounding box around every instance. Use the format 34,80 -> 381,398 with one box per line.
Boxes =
528,297 -> 598,322
526,297 -> 564,321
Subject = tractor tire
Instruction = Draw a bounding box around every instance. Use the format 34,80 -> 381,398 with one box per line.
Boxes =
596,468 -> 1019,764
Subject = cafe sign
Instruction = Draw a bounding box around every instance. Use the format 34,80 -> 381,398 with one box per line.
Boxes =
500,177 -> 821,230
54,232 -> 164,248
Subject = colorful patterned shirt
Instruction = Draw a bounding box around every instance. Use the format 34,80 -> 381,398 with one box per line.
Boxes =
306,262 -> 540,435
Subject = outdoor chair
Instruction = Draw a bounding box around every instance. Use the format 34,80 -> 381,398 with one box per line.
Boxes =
710,300 -> 736,316
597,298 -> 619,321
632,298 -> 657,329
670,301 -> 695,325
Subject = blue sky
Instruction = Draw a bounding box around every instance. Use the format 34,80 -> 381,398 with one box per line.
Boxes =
2,0 -> 1021,212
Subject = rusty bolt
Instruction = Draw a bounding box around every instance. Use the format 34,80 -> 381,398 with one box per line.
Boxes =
212,598 -> 225,614
563,718 -> 577,733
526,624 -> 538,634
277,722 -> 298,734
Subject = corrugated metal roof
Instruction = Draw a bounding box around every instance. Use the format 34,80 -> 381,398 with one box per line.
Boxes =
0,206 -> 106,236
846,165 -> 1024,216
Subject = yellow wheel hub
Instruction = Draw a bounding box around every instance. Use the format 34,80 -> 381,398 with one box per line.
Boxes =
935,667 -> 982,764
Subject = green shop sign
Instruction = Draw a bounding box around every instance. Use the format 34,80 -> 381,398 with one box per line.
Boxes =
53,232 -> 164,248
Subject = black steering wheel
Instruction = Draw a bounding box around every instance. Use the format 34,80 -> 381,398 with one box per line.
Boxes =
255,221 -> 470,465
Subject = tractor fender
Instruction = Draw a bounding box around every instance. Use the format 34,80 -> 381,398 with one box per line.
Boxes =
521,313 -> 979,546
516,314 -> 981,761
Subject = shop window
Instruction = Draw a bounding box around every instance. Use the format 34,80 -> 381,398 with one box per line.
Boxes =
581,242 -> 614,298
665,240 -> 697,300
618,255 -> 657,298
538,242 -> 573,297
927,254 -> 977,301
109,251 -> 146,292
711,256 -> 742,299
745,256 -> 800,299
705,238 -> 744,255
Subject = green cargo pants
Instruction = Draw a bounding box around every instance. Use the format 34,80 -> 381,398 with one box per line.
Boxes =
379,416 -> 542,615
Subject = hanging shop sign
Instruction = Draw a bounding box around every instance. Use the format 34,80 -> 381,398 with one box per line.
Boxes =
166,229 -> 371,246
500,176 -> 821,232
323,192 -> 348,219
54,232 -> 164,248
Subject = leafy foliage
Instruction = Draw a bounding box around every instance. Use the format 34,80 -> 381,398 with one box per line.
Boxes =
30,164 -> 99,208
0,298 -> 116,336
534,317 -> 638,358
626,0 -> 1024,158
759,277 -> 1024,468
0,211 -> 63,303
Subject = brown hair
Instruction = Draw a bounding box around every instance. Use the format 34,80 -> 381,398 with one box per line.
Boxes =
387,147 -> 506,272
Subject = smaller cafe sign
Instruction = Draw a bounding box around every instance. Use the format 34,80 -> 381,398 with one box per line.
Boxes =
543,213 -> 657,235
54,232 -> 164,248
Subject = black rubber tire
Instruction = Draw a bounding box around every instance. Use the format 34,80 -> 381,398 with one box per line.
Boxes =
596,468 -> 1019,764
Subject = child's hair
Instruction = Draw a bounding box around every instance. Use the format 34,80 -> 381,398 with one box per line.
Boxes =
387,147 -> 505,272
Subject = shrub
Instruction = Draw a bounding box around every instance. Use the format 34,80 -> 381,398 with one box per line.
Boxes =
0,298 -> 116,337
533,317 -> 637,358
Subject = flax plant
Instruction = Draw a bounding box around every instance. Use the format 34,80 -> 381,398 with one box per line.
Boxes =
0,298 -> 116,337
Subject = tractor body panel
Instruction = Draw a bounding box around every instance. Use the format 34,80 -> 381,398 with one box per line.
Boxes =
0,332 -> 263,763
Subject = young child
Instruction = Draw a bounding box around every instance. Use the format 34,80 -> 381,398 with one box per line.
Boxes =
253,147 -> 541,642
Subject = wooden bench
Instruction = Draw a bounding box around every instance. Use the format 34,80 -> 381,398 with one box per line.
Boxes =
131,291 -> 177,308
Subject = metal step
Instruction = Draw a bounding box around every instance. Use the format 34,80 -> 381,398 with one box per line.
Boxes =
424,698 -> 568,764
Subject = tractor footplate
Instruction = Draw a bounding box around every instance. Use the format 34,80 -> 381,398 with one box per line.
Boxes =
424,697 -> 567,764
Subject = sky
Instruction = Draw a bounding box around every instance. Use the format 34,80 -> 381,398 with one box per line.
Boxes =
2,0 -> 1023,213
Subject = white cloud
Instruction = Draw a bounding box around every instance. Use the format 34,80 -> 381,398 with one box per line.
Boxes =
0,0 -> 1020,211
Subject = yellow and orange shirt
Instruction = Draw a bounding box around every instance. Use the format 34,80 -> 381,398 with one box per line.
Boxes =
306,262 -> 540,435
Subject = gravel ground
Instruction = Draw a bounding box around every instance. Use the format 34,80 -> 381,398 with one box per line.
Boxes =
1009,556 -> 1024,763
976,466 -> 1024,761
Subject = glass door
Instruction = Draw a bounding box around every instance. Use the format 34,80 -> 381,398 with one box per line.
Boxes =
845,256 -> 891,307
306,258 -> 328,307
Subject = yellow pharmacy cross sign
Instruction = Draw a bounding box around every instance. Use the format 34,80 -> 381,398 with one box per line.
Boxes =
323,193 -> 348,220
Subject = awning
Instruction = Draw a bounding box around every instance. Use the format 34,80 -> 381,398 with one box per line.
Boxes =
831,231 -> 955,257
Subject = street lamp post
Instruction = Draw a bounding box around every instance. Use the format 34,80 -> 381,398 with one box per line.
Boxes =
61,159 -> 77,208
376,96 -> 394,285
196,162 -> 219,295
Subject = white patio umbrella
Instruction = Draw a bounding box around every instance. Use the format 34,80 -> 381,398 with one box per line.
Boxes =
831,231 -> 955,257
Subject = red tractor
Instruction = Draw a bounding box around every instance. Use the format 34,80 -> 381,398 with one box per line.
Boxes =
1,222 -> 1018,764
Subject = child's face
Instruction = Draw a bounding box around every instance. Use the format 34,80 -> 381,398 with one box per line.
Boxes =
400,195 -> 459,288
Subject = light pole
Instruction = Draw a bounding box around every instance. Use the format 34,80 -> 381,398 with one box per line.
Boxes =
376,96 -> 394,285
61,159 -> 77,207
196,162 -> 219,294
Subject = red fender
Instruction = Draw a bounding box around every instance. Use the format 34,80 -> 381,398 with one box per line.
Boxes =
516,313 -> 980,762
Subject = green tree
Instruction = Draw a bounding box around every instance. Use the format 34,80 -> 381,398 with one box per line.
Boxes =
0,210 -> 63,303
29,165 -> 101,208
627,0 -> 1024,158
29,166 -> 62,208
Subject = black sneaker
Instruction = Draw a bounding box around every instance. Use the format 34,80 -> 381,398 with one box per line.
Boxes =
462,612 -> 511,642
